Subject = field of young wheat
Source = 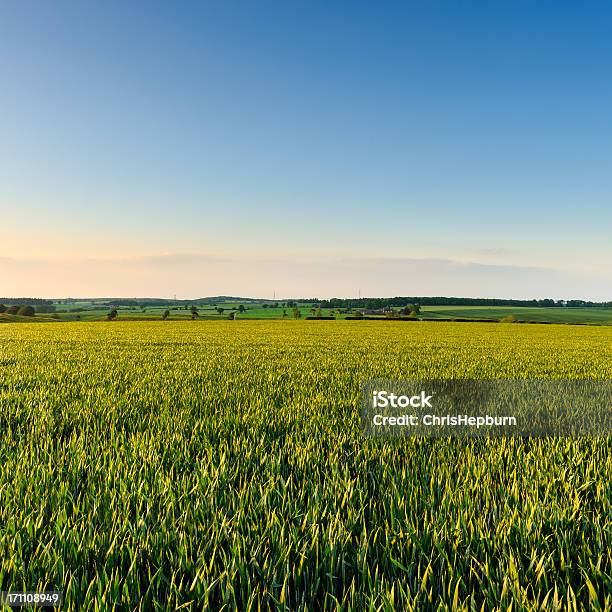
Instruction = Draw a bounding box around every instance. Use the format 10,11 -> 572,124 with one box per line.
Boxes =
0,321 -> 610,610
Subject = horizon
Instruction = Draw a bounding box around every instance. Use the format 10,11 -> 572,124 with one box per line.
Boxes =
0,252 -> 610,301
1,283 -> 610,305
2,2 -> 612,298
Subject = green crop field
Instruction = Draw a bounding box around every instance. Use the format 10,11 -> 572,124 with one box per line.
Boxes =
420,306 -> 612,324
31,300 -> 329,322
0,321 -> 610,610
26,299 -> 612,324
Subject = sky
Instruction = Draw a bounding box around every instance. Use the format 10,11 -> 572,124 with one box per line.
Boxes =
1,1 -> 611,300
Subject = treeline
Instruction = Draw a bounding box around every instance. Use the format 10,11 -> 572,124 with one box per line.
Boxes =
0,297 -> 53,305
309,297 -> 612,309
103,296 -> 261,307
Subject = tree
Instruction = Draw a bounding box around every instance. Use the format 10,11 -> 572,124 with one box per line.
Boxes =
400,304 -> 419,317
216,307 -> 225,315
162,309 -> 170,320
238,304 -> 246,313
107,309 -> 118,321
0,304 -> 6,313
292,307 -> 301,319
17,305 -> 35,317
7,305 -> 19,315
191,305 -> 199,317
228,311 -> 235,320
282,309 -> 288,318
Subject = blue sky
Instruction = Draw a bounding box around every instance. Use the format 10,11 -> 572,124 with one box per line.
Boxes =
1,1 -> 611,298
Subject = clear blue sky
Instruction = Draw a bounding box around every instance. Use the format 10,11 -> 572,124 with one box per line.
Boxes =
1,1 -> 611,299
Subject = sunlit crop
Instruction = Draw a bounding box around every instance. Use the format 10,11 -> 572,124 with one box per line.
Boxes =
0,321 -> 610,610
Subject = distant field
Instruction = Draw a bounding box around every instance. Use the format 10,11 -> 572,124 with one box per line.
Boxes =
44,302 -> 334,322
421,305 -> 612,324
4,300 -> 612,325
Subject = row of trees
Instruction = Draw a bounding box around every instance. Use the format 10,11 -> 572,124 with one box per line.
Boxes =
0,298 -> 52,306
309,297 -> 612,309
262,302 -> 297,309
106,304 -> 246,321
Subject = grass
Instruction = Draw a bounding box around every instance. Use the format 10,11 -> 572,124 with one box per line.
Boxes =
0,320 -> 610,609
